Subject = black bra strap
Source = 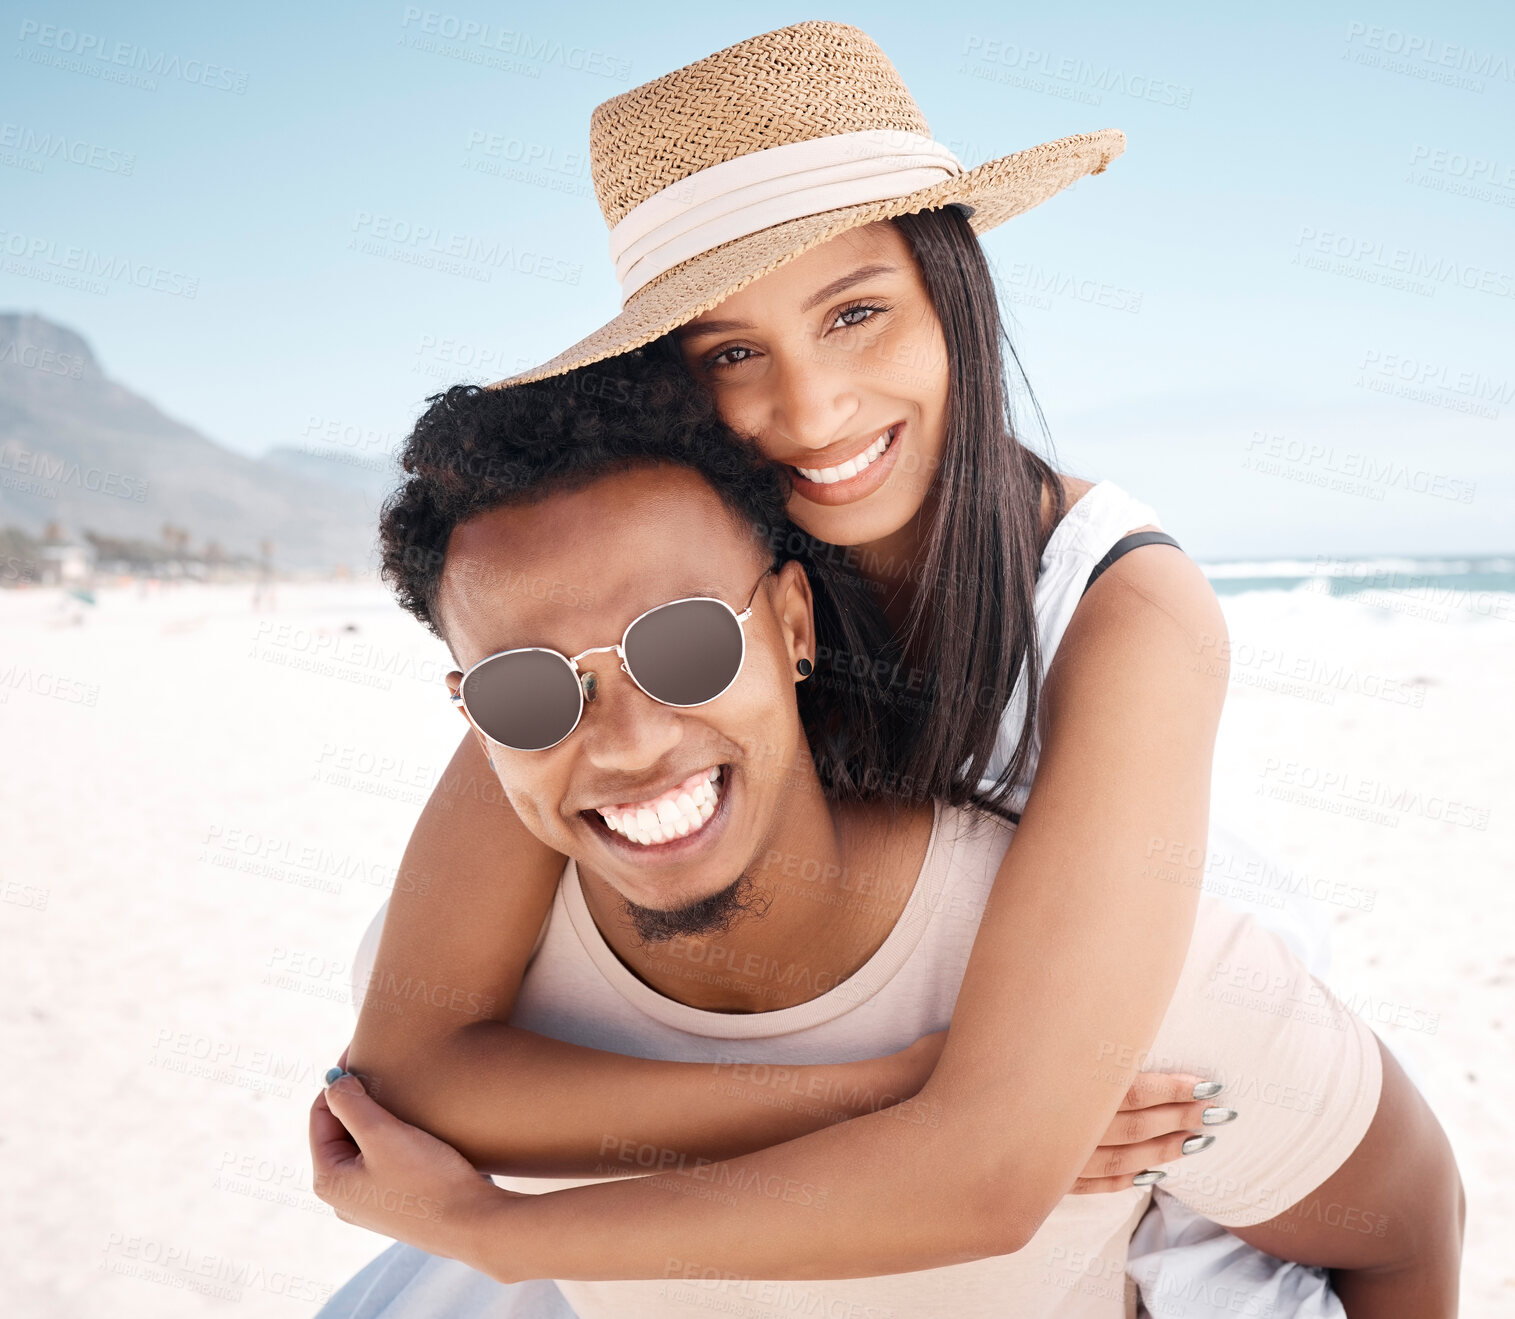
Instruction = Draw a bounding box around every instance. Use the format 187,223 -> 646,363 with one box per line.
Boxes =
1082,531 -> 1185,597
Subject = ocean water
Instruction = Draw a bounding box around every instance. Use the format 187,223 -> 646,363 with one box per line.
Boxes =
1199,554 -> 1515,603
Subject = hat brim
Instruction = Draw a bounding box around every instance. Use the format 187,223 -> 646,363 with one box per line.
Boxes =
486,128 -> 1124,390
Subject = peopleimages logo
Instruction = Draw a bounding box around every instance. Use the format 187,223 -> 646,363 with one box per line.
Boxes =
15,20 -> 250,93
0,445 -> 150,501
1342,20 -> 1515,91
1408,145 -> 1515,191
398,8 -> 631,81
0,122 -> 136,175
1292,227 -> 1514,300
0,337 -> 86,377
958,34 -> 1193,108
348,212 -> 582,285
0,228 -> 199,298
1243,431 -> 1479,503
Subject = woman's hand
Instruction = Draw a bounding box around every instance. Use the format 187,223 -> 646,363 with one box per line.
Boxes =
896,1034 -> 1223,1195
309,1048 -> 515,1261
1070,1072 -> 1225,1193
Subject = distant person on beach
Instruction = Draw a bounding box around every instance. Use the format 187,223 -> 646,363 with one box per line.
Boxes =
310,349 -> 1462,1315
252,537 -> 277,611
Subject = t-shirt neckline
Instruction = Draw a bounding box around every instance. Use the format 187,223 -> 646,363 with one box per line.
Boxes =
561,798 -> 951,1038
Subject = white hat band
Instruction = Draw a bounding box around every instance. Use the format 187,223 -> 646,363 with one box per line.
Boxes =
608,130 -> 964,302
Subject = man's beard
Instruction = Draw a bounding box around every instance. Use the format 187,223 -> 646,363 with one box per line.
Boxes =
619,868 -> 770,946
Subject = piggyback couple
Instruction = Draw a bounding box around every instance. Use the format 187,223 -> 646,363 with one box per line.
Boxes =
306,21 -> 1463,1319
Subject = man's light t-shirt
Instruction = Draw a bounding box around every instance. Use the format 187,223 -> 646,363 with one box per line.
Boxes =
351,800 -> 1382,1317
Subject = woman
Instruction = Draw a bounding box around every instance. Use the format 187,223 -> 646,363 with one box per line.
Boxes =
323,21 -> 1407,1315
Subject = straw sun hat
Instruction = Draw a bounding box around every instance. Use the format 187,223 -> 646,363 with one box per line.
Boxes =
487,20 -> 1124,390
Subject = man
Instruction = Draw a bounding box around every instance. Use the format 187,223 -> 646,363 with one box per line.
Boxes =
312,354 -> 1462,1316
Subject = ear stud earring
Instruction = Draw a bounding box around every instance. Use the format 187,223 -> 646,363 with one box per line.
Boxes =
796,658 -> 813,678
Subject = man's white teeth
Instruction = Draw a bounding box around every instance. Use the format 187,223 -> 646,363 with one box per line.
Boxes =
596,768 -> 722,846
795,428 -> 893,484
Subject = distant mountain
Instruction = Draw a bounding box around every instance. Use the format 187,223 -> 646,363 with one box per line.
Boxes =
0,312 -> 395,570
262,444 -> 402,507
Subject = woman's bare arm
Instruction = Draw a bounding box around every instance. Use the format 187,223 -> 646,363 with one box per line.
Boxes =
344,728 -> 561,1113
468,1004 -> 1460,1301
928,543 -> 1230,1241
344,730 -> 929,1175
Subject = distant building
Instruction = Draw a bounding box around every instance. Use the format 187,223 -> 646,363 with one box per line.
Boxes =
38,520 -> 95,586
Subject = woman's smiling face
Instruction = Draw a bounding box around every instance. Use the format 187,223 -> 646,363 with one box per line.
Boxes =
675,221 -> 950,550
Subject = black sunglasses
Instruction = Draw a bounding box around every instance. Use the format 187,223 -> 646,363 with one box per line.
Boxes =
451,567 -> 773,751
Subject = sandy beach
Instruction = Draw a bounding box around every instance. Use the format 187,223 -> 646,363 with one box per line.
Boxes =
2,575 -> 1509,1315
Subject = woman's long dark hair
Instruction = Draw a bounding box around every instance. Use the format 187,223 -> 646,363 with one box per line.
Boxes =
654,205 -> 1066,814
885,205 -> 1066,813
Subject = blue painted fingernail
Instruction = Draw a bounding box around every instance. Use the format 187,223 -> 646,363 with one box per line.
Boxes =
1192,1080 -> 1224,1100
1202,1107 -> 1239,1125
1182,1134 -> 1217,1155
1132,1170 -> 1166,1186
325,1066 -> 350,1085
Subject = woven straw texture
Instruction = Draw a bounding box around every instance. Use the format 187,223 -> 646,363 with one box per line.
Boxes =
487,22 -> 1124,390
590,21 -> 931,225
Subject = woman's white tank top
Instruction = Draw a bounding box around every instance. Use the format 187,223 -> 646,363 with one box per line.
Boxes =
976,478 -> 1166,815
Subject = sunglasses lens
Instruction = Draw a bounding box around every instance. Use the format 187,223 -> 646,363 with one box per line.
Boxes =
463,650 -> 582,750
624,599 -> 744,706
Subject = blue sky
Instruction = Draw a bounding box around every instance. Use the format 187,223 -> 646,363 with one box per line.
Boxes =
3,0 -> 1511,558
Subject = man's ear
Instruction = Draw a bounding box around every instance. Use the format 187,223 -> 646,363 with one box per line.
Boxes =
772,560 -> 816,682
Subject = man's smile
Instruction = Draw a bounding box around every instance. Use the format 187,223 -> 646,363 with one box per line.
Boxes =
591,765 -> 724,845
580,764 -> 735,865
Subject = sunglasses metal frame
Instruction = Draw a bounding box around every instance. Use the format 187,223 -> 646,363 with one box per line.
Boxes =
451,566 -> 774,751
